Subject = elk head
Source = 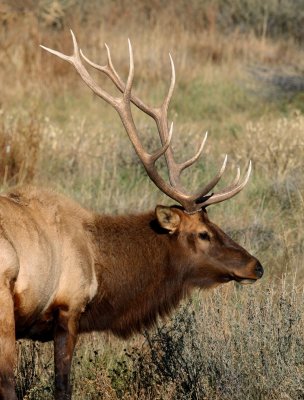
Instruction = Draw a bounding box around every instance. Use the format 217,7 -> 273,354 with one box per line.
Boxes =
41,31 -> 263,288
155,205 -> 263,289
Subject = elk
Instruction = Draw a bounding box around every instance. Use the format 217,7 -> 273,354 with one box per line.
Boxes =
0,31 -> 263,400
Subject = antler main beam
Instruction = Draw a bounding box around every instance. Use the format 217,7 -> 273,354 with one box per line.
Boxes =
41,30 -> 251,213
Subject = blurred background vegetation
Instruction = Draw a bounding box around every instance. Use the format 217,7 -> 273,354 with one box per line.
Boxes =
0,0 -> 303,398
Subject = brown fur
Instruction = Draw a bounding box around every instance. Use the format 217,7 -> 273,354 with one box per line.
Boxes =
0,186 -> 263,399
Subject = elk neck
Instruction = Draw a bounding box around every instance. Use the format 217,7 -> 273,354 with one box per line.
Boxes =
80,211 -> 190,338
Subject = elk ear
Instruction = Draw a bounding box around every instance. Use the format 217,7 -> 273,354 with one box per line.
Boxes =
155,206 -> 181,234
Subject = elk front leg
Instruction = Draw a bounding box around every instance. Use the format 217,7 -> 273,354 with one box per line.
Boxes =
54,309 -> 78,400
0,282 -> 17,400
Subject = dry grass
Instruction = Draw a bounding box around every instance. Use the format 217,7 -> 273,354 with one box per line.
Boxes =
0,1 -> 303,399
114,280 -> 304,400
0,112 -> 42,185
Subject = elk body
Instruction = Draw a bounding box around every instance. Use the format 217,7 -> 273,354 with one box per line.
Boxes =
0,32 -> 263,400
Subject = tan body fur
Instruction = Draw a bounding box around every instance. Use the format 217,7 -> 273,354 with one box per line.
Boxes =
0,187 -> 96,340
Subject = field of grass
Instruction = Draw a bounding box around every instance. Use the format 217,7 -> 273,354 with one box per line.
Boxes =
1,1 -> 304,399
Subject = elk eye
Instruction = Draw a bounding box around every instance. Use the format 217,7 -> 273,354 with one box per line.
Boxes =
199,231 -> 210,241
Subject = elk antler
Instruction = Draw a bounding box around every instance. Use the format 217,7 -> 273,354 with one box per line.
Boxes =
41,30 -> 251,213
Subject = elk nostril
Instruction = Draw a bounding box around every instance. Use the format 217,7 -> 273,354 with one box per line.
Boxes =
255,262 -> 264,278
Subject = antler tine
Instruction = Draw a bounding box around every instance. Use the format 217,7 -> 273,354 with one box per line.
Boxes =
80,43 -> 156,118
179,131 -> 208,173
150,122 -> 174,163
105,43 -> 120,81
70,29 -> 80,59
40,43 -> 71,63
200,161 -> 252,207
154,53 -> 191,190
194,154 -> 228,204
41,30 -> 119,109
162,54 -> 176,112
124,39 -> 134,101
80,43 -> 123,91
225,166 -> 241,191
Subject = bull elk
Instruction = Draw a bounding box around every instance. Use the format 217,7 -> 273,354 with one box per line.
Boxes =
0,31 -> 263,400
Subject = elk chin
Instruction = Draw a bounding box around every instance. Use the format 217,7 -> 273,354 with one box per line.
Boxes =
232,274 -> 258,285
236,278 -> 257,285
217,275 -> 258,285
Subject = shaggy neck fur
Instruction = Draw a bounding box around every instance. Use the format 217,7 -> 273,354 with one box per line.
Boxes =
80,212 -> 190,338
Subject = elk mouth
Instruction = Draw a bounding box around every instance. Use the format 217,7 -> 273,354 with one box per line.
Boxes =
230,262 -> 264,284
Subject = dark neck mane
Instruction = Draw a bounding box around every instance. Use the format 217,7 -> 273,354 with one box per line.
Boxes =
80,211 -> 189,338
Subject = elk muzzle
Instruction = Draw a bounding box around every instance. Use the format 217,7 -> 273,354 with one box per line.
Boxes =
233,260 -> 264,285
